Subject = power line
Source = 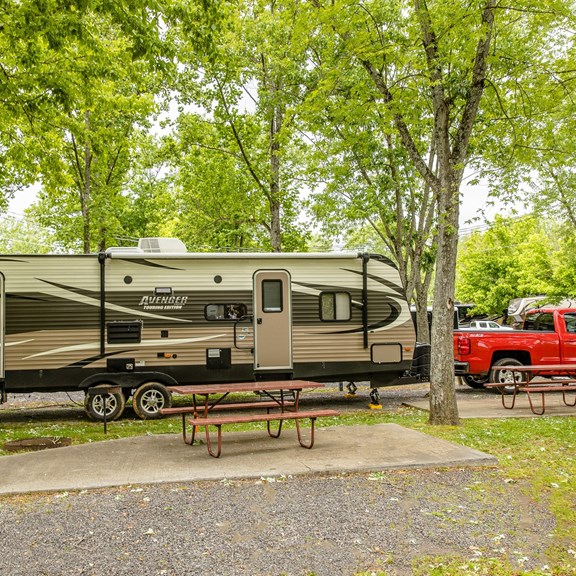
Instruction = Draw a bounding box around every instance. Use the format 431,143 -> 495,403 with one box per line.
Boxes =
459,212 -> 534,236
2,211 -> 26,221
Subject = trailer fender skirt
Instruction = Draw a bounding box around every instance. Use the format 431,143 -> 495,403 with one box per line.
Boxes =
78,371 -> 179,391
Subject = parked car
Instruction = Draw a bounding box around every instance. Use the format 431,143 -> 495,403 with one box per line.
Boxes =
468,320 -> 514,331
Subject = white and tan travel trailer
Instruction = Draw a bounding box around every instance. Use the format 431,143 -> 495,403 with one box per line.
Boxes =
0,239 -> 426,421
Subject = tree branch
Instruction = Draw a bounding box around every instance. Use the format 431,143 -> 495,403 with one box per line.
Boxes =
359,58 -> 439,191
451,0 -> 497,170
214,76 -> 269,199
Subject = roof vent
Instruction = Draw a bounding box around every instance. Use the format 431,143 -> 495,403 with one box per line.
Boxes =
138,238 -> 187,254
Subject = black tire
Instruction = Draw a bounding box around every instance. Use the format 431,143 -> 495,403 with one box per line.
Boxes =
463,374 -> 489,389
84,384 -> 126,422
488,358 -> 528,394
132,382 -> 172,419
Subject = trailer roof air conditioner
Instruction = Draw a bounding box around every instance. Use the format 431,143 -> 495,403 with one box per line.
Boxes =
138,238 -> 187,254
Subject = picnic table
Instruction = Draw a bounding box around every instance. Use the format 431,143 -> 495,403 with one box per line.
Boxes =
484,364 -> 576,415
162,380 -> 339,457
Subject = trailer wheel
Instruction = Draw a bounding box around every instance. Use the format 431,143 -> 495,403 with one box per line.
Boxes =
489,358 -> 527,394
132,382 -> 172,420
84,384 -> 126,422
463,374 -> 489,389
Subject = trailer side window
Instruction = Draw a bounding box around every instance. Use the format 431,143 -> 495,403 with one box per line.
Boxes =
262,280 -> 283,312
320,292 -> 351,321
205,303 -> 247,321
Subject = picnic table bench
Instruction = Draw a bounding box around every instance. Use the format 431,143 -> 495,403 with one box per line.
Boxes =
160,400 -> 296,444
189,409 -> 339,458
485,364 -> 576,415
164,380 -> 340,457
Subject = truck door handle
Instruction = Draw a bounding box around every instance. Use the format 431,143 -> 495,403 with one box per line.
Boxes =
257,318 -> 263,324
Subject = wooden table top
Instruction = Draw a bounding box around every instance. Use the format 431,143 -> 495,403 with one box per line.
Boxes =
168,380 -> 325,396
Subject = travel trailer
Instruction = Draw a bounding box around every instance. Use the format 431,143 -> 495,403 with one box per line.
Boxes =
0,238 -> 426,421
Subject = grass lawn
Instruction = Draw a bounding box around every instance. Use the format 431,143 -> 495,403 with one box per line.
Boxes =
0,396 -> 575,575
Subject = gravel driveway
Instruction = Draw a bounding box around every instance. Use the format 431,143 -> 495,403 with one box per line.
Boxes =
0,382 -> 557,575
0,468 -> 554,576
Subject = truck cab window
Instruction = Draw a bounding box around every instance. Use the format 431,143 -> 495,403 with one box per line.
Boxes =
565,314 -> 576,333
524,312 -> 554,331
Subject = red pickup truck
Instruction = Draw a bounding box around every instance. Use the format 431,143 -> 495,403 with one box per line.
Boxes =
454,308 -> 576,388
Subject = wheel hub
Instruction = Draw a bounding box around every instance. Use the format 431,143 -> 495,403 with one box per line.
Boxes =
142,391 -> 164,412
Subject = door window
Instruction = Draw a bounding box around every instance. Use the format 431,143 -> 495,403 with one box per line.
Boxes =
262,280 -> 283,312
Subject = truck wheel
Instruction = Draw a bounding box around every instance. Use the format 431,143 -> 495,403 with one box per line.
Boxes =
489,358 -> 527,394
84,384 -> 126,422
463,375 -> 489,389
132,382 -> 172,420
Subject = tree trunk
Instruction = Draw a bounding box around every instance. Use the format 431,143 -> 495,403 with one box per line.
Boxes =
428,174 -> 460,425
414,274 -> 432,344
269,103 -> 283,252
82,111 -> 92,254
426,0 -> 495,424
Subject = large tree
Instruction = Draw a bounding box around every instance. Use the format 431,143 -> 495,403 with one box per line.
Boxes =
456,215 -> 555,316
0,0 -> 170,214
171,0 -> 312,251
165,112 -> 283,251
307,0 -> 576,424
307,0 -> 505,423
26,12 -> 159,252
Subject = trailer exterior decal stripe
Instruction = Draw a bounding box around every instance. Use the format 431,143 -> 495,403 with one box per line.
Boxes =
0,258 -> 29,263
121,259 -> 185,271
6,340 -> 34,347
303,304 -> 402,335
36,278 -> 192,324
343,269 -> 406,297
23,334 -> 226,360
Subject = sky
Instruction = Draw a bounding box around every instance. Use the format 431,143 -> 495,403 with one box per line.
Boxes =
459,181 -> 505,233
6,187 -> 38,219
7,180 -> 513,233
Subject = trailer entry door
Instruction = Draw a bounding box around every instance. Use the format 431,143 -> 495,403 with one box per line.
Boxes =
253,270 -> 293,373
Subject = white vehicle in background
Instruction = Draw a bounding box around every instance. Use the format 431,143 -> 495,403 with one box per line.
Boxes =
468,320 -> 515,331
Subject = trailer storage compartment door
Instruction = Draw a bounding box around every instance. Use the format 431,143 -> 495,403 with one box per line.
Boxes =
253,270 -> 293,373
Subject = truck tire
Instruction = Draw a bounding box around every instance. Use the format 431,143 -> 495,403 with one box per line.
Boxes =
463,375 -> 489,389
489,358 -> 528,394
84,384 -> 126,422
132,382 -> 172,420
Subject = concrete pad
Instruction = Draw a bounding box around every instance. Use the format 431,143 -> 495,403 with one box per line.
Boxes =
0,424 -> 496,495
406,389 -> 576,418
